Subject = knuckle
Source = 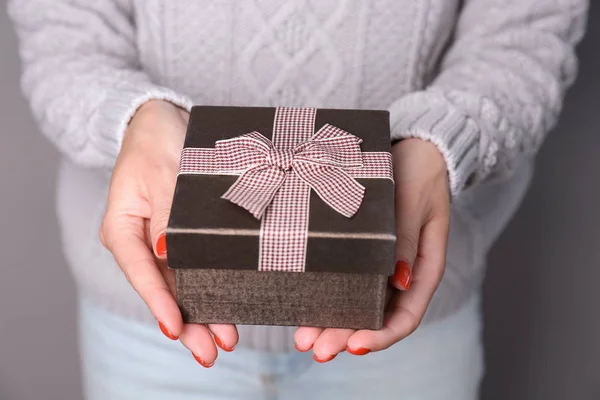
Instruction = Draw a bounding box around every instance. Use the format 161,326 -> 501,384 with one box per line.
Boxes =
396,231 -> 419,256
99,218 -> 115,250
121,258 -> 149,287
99,212 -> 124,252
396,186 -> 424,209
430,201 -> 450,221
432,263 -> 446,283
148,285 -> 173,304
402,308 -> 422,336
150,208 -> 172,234
406,315 -> 421,336
99,224 -> 107,248
427,269 -> 446,293
98,217 -> 106,241
122,269 -> 133,286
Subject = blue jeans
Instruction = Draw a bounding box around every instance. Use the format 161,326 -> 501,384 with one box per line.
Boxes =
79,294 -> 483,400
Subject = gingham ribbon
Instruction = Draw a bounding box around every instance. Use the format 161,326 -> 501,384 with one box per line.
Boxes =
179,107 -> 393,272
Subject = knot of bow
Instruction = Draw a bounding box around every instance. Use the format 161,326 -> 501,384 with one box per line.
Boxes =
215,124 -> 366,219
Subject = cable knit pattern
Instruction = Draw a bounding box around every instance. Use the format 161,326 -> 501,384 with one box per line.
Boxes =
389,0 -> 588,195
7,0 -> 587,352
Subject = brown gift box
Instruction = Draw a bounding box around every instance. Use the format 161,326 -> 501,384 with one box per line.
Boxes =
166,106 -> 396,329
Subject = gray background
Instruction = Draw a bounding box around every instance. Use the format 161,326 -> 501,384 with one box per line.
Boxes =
0,2 -> 598,399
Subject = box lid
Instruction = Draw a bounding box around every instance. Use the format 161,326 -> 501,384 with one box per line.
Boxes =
167,106 -> 396,275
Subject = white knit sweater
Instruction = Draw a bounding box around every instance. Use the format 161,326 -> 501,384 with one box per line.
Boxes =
8,0 -> 587,352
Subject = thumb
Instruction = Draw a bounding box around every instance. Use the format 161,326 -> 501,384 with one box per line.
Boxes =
149,178 -> 177,260
390,200 -> 422,291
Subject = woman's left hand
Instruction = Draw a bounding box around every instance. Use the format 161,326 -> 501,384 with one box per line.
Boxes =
295,138 -> 451,361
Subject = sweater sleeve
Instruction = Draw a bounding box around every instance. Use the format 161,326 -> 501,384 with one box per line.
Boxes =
7,0 -> 193,168
389,0 -> 588,197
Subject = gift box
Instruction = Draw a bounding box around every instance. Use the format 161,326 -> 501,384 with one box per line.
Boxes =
166,106 -> 396,329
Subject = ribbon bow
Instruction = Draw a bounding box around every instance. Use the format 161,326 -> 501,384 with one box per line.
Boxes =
215,124 -> 366,219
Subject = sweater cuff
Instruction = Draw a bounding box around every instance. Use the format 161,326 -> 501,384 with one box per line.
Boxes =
389,91 -> 480,198
96,82 -> 194,163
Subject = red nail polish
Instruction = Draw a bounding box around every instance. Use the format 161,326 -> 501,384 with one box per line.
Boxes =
156,232 -> 167,257
393,261 -> 412,290
192,353 -> 214,368
347,347 -> 370,356
214,335 -> 235,352
158,321 -> 178,340
295,343 -> 313,352
313,354 -> 336,363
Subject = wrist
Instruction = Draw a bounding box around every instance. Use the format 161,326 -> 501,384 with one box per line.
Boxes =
393,138 -> 448,175
134,99 -> 176,120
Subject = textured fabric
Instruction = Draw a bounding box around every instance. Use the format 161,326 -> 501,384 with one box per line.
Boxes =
80,292 -> 483,400
389,1 -> 588,195
7,0 -> 587,352
7,0 -> 586,194
178,107 -> 393,272
176,270 -> 388,329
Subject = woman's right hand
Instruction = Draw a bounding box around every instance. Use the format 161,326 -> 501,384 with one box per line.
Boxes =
99,100 -> 238,368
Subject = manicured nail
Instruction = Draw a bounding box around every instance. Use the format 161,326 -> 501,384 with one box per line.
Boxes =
155,232 -> 167,257
295,342 -> 313,352
393,261 -> 412,290
347,346 -> 370,356
313,353 -> 336,363
214,335 -> 235,352
158,321 -> 178,340
192,353 -> 214,368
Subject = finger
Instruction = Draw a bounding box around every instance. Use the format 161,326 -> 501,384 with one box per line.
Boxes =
148,164 -> 179,260
390,194 -> 423,291
179,323 -> 218,368
390,147 -> 426,291
294,327 -> 324,352
312,328 -> 355,361
156,258 -> 176,296
348,215 -> 448,352
208,324 -> 239,352
102,212 -> 184,339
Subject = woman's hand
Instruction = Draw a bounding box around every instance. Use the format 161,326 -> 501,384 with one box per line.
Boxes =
99,100 -> 238,367
294,138 -> 450,361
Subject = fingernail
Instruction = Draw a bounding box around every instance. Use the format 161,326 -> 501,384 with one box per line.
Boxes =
192,353 -> 214,368
155,231 -> 167,257
158,321 -> 178,340
347,346 -> 370,356
313,353 -> 336,363
393,261 -> 412,290
295,342 -> 313,352
214,335 -> 235,352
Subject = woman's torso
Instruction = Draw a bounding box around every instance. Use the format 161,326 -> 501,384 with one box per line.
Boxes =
134,0 -> 459,109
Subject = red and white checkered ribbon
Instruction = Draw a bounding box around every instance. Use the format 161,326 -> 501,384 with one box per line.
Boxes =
179,107 -> 393,272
